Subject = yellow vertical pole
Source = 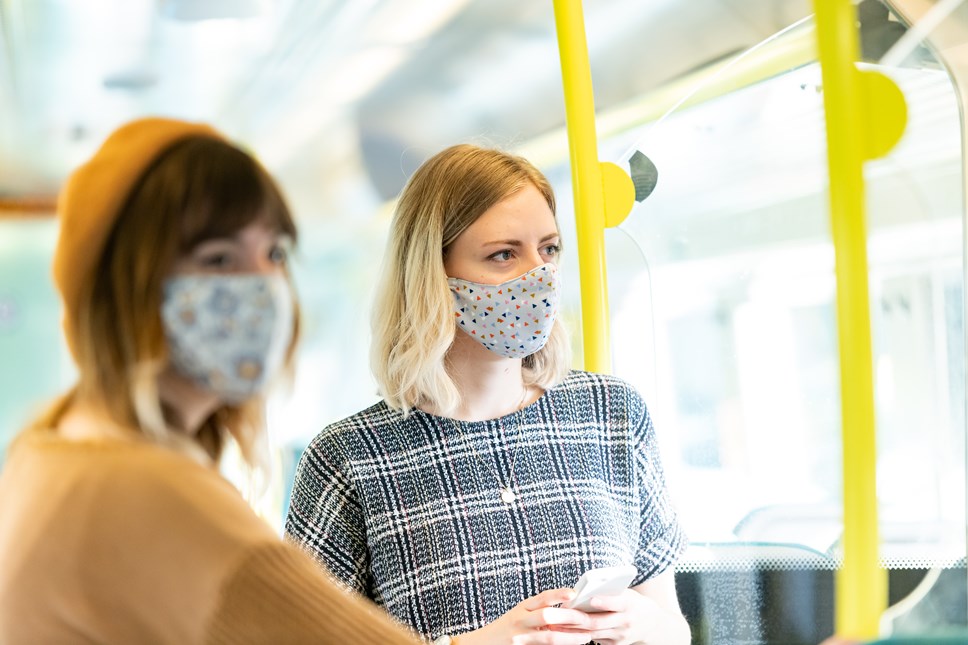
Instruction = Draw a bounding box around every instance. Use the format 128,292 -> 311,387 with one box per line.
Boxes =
552,0 -> 611,374
813,0 -> 888,637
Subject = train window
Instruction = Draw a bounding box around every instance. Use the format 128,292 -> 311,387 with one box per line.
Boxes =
1,4 -> 966,642
578,12 -> 966,641
0,220 -> 72,460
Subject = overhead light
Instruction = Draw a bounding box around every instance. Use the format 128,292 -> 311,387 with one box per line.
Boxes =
328,47 -> 407,104
103,68 -> 158,91
256,47 -> 407,167
364,0 -> 471,45
159,0 -> 264,21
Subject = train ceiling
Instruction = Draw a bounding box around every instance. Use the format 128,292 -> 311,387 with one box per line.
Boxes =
0,0 -> 818,208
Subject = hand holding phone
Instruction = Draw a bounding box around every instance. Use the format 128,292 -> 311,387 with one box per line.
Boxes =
563,565 -> 638,612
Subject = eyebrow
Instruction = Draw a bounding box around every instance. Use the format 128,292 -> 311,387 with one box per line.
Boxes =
482,232 -> 560,247
194,230 -> 293,245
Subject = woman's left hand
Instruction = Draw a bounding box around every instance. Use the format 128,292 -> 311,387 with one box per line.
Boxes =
575,588 -> 656,645
573,570 -> 691,645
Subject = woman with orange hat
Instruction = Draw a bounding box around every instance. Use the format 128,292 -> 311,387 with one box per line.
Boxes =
0,117 -> 419,644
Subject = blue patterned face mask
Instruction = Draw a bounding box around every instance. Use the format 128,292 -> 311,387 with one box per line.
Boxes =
161,274 -> 294,403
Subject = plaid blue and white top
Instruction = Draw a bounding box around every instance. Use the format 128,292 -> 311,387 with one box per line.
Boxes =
285,370 -> 685,640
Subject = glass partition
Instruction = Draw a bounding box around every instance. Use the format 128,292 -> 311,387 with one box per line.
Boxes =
594,10 -> 966,641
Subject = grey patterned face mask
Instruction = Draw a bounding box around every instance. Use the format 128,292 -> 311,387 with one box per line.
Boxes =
447,263 -> 560,359
161,274 -> 294,403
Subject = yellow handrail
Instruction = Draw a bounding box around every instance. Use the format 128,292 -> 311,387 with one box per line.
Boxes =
555,0 -> 905,636
552,0 -> 609,373
552,0 -> 633,374
813,0 -> 905,637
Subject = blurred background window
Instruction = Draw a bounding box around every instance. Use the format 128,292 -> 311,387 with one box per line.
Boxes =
2,1 -> 966,641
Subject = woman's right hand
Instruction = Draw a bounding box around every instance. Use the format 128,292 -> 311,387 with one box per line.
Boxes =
454,588 -> 596,645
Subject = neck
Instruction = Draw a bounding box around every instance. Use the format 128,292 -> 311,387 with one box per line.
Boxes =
441,331 -> 530,421
157,368 -> 221,435
54,396 -> 131,441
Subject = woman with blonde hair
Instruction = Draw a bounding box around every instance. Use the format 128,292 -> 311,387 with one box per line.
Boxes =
0,117 -> 419,644
286,144 -> 690,644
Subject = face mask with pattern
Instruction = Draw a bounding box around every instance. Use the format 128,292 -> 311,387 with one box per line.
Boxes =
161,273 -> 294,403
447,263 -> 560,359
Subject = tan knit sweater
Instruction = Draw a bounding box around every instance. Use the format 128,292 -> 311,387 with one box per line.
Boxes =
0,433 -> 421,644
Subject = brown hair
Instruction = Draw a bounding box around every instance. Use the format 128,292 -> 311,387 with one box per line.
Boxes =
52,136 -> 300,466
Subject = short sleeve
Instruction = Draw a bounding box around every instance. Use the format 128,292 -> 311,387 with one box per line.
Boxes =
284,433 -> 371,595
627,389 -> 687,584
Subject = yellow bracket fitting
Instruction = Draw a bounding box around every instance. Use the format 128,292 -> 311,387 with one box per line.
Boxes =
857,70 -> 907,160
600,161 -> 635,229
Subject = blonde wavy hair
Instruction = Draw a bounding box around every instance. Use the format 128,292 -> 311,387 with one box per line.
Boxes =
30,137 -> 300,472
372,144 -> 571,415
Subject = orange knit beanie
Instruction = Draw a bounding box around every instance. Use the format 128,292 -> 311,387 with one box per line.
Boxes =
52,117 -> 223,358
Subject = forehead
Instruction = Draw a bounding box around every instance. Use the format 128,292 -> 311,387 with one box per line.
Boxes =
181,205 -> 293,251
192,219 -> 289,244
460,184 -> 557,240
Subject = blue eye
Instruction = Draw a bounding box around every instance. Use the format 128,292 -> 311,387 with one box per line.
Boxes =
490,250 -> 513,262
544,244 -> 560,256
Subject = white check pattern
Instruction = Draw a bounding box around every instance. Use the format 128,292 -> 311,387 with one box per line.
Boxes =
285,370 -> 685,640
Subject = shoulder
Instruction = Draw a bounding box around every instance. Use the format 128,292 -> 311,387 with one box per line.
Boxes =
556,369 -> 639,392
2,436 -> 276,549
78,446 -> 287,610
0,436 -> 278,626
305,400 -> 400,453
553,370 -> 646,406
81,442 -> 276,544
297,400 -> 411,476
5,434 -> 232,498
546,371 -> 650,435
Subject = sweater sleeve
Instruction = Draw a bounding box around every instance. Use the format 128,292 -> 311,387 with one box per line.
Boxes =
206,542 -> 421,644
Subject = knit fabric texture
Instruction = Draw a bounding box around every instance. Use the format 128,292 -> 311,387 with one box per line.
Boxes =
286,370 -> 686,640
206,542 -> 420,644
0,433 -> 419,644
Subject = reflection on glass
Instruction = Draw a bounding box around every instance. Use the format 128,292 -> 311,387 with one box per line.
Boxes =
601,16 -> 965,579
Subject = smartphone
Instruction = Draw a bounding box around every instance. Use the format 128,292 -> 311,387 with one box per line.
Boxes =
563,565 -> 638,612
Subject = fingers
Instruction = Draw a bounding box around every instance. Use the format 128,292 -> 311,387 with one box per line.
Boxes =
521,631 -> 603,645
512,589 -> 603,643
521,606 -> 592,630
519,587 -> 576,611
541,635 -> 598,645
508,588 -> 646,644
574,610 -> 633,643
585,593 -> 630,613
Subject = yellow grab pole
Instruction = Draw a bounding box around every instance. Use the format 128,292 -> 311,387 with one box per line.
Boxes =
552,0 -> 612,374
814,0 -> 903,637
